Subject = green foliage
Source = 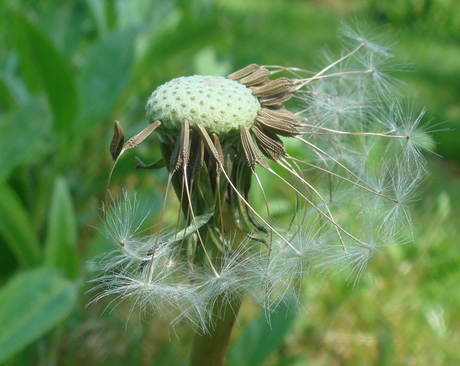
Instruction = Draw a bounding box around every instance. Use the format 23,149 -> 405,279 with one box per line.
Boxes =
0,0 -> 458,365
44,177 -> 80,280
0,101 -> 51,179
77,27 -> 137,134
0,181 -> 42,268
0,267 -> 77,363
228,298 -> 299,366
13,13 -> 78,132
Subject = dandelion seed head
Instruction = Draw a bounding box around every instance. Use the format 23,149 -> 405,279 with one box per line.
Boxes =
92,21 -> 432,331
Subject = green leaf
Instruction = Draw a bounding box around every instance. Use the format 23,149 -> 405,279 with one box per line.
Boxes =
228,298 -> 298,366
0,101 -> 52,179
13,14 -> 78,132
44,177 -> 80,280
0,267 -> 77,363
0,182 -> 41,268
77,27 -> 137,133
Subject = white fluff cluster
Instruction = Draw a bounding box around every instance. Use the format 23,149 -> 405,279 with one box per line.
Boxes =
90,192 -> 323,330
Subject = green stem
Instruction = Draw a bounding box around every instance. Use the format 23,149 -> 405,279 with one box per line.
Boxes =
190,293 -> 242,366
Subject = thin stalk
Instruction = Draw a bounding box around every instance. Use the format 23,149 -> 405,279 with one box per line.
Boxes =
190,293 -> 242,366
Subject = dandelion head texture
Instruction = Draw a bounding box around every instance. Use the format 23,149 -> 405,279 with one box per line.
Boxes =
89,23 -> 430,331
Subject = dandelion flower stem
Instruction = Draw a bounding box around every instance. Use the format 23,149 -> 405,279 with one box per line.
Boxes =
190,293 -> 242,366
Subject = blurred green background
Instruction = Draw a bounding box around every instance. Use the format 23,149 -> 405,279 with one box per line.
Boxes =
0,0 -> 459,365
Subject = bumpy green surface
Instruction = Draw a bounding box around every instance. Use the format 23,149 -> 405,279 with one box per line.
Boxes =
146,76 -> 261,134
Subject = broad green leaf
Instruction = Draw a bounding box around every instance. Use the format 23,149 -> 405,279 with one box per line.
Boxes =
0,182 -> 41,267
0,101 -> 52,178
77,27 -> 137,133
228,298 -> 298,366
0,267 -> 77,363
44,177 -> 80,280
13,14 -> 78,132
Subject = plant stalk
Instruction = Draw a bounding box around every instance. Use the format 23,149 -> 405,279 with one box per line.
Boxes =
189,292 -> 242,366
